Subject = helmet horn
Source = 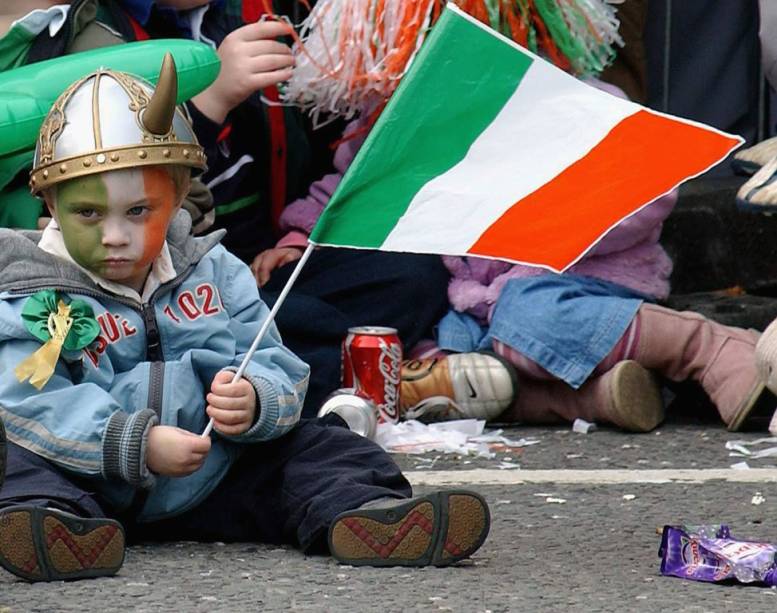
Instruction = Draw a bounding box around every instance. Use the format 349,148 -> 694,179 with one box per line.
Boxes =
143,53 -> 178,136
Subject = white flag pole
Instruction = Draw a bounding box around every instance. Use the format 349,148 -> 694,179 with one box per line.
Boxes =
201,243 -> 316,437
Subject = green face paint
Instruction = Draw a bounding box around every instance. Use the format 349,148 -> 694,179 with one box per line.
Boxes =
51,168 -> 179,292
54,174 -> 110,276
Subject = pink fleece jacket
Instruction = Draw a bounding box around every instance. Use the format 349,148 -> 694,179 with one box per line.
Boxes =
277,81 -> 677,323
277,122 -> 368,248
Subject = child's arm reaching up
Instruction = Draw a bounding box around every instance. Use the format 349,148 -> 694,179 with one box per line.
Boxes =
191,20 -> 294,125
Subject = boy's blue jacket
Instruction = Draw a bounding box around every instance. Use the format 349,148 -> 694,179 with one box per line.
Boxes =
0,212 -> 309,521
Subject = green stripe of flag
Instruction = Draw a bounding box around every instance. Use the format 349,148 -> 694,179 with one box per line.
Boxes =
309,8 -> 533,247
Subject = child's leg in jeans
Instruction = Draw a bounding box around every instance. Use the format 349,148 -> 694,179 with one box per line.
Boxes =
130,415 -> 489,567
492,318 -> 664,431
495,356 -> 663,431
494,303 -> 774,431
492,314 -> 641,382
0,439 -> 124,582
127,414 -> 413,548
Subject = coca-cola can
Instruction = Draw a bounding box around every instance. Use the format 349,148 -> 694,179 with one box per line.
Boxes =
317,388 -> 378,440
342,326 -> 403,423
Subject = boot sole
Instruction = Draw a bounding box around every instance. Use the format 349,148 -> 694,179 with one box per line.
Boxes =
727,381 -> 777,432
0,506 -> 125,582
756,319 -> 777,395
609,361 -> 665,432
328,490 -> 490,567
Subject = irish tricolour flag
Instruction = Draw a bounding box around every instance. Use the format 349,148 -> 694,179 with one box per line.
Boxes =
308,4 -> 742,272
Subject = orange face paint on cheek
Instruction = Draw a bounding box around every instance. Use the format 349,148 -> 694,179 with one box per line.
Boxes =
137,168 -> 178,271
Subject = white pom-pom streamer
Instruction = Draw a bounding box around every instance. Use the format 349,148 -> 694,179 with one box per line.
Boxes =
280,0 -> 622,123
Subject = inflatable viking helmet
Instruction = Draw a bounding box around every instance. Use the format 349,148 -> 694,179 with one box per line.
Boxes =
30,53 -> 206,194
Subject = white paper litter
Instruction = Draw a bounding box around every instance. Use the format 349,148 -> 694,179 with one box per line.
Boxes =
730,461 -> 751,470
413,455 -> 442,470
572,418 -> 597,434
375,419 -> 539,458
752,492 -> 767,506
545,497 -> 567,504
726,438 -> 777,459
622,494 -> 636,501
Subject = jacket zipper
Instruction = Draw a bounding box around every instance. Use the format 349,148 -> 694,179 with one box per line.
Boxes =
147,361 -> 165,418
141,303 -> 163,362
142,303 -> 165,417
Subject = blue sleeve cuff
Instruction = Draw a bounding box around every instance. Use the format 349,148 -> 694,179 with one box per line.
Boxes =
102,409 -> 158,488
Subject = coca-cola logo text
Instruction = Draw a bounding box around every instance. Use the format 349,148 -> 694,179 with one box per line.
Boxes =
378,338 -> 401,421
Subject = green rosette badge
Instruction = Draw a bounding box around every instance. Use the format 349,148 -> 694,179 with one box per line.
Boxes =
15,290 -> 100,390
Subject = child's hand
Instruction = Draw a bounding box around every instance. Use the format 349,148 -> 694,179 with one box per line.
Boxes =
147,426 -> 211,477
206,371 -> 257,435
250,246 -> 304,286
192,21 -> 294,124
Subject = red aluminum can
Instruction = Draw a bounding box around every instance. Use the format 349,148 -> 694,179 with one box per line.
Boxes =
342,326 -> 403,423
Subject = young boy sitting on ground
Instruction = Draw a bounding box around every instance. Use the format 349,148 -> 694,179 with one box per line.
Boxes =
0,55 -> 490,582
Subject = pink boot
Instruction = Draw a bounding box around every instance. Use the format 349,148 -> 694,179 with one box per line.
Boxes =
634,304 -> 774,431
500,361 -> 664,432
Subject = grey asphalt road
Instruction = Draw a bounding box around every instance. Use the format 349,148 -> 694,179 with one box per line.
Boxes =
3,422 -> 777,612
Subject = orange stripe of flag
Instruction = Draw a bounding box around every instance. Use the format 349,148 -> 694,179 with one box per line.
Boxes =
469,110 -> 740,271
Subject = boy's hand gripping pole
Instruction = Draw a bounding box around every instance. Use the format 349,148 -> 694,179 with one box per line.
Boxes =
201,244 -> 315,437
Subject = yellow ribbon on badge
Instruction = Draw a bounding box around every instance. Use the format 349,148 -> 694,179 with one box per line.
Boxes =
15,300 -> 74,390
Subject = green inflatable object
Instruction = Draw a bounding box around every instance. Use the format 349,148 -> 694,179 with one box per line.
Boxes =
0,92 -> 50,158
0,39 -> 220,158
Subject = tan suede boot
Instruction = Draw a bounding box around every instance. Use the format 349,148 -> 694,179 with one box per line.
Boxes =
400,352 -> 517,421
500,361 -> 664,432
635,304 -> 774,431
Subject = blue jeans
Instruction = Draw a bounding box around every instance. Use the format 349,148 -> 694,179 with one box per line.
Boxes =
438,274 -> 646,388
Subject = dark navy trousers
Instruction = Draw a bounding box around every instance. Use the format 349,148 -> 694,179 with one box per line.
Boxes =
0,416 -> 411,551
263,248 -> 450,416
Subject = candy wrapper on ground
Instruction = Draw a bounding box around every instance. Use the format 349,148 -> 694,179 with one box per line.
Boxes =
659,524 -> 777,586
